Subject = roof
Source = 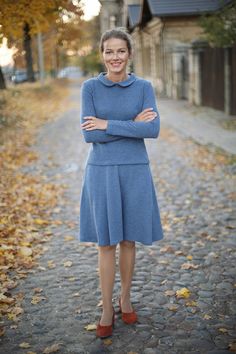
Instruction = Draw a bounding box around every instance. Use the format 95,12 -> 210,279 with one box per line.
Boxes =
128,4 -> 142,28
146,0 -> 232,17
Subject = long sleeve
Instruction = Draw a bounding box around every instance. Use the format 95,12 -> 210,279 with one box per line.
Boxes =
80,82 -> 123,143
105,81 -> 160,139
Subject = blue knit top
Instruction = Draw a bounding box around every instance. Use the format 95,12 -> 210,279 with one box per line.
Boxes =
80,72 -> 160,165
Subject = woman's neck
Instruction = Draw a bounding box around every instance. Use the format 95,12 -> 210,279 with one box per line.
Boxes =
105,71 -> 129,82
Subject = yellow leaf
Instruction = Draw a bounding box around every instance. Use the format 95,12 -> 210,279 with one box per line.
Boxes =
186,255 -> 193,260
27,352 -> 37,354
219,327 -> 229,334
103,338 -> 112,345
47,260 -> 56,269
176,287 -> 191,299
84,324 -> 97,331
19,342 -> 31,348
68,277 -> 76,282
64,236 -> 74,241
203,314 -> 212,320
63,261 -> 73,267
7,313 -> 17,321
31,296 -> 46,305
34,219 -> 49,226
18,246 -> 32,257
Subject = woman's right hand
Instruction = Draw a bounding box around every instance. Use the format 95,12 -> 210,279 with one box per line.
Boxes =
134,108 -> 157,122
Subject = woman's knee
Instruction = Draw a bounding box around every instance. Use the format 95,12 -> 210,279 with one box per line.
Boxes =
99,244 -> 117,253
120,240 -> 135,249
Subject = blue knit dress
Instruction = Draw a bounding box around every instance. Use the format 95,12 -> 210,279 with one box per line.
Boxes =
79,72 -> 164,246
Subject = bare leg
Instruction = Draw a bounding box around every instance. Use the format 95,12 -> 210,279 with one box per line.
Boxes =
98,245 -> 117,325
119,240 -> 136,312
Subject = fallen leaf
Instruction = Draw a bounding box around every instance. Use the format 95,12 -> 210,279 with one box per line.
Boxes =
63,261 -> 73,267
97,300 -> 103,307
33,287 -> 43,293
160,245 -> 175,253
19,342 -> 31,348
43,343 -> 61,353
34,219 -> 49,226
176,287 -> 191,299
218,327 -> 229,334
68,277 -> 76,282
103,338 -> 112,345
64,236 -> 74,241
203,314 -> 212,320
72,292 -> 80,297
181,263 -> 199,270
31,296 -> 46,305
167,304 -> 178,312
0,327 -> 5,336
84,324 -> 97,331
186,255 -> 193,260
164,290 -> 175,296
228,342 -> 236,351
47,260 -> 56,269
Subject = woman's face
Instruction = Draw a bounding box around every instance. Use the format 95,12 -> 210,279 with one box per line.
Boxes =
102,37 -> 131,75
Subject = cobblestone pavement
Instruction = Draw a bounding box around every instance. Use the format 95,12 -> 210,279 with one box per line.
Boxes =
1,81 -> 236,354
157,98 -> 236,155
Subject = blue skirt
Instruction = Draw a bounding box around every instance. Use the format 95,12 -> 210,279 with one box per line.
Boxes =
79,163 -> 164,246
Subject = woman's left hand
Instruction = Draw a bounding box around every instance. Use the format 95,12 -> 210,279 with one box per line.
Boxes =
81,116 -> 108,131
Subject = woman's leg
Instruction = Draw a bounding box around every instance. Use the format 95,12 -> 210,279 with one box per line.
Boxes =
119,240 -> 136,312
98,245 -> 117,325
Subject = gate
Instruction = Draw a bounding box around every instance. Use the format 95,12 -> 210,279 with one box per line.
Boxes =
230,45 -> 236,115
200,47 -> 225,111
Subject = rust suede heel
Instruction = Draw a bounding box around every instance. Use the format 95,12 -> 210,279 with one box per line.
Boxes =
119,297 -> 138,324
96,307 -> 115,338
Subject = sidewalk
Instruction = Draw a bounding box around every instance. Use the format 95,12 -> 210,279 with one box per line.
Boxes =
158,98 -> 236,155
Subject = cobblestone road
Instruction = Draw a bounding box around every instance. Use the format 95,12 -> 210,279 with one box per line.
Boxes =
1,81 -> 236,354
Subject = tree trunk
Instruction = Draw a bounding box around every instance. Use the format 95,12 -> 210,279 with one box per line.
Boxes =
0,66 -> 6,89
23,22 -> 35,82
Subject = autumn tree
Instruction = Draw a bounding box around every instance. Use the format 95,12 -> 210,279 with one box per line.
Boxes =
0,0 -> 84,89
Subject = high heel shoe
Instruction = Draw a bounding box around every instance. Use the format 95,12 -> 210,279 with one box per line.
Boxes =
96,307 -> 115,338
119,297 -> 138,324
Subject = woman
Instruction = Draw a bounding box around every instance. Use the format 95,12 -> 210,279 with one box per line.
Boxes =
79,27 -> 164,338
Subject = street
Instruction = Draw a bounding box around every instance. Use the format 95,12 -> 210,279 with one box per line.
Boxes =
1,81 -> 235,354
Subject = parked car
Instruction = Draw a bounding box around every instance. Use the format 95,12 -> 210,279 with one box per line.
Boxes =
11,70 -> 28,84
57,66 -> 82,80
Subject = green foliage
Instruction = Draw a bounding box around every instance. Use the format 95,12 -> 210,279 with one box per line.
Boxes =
200,0 -> 236,47
78,49 -> 103,75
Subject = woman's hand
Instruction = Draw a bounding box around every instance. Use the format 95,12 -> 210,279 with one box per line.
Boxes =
81,116 -> 108,131
134,108 -> 157,122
